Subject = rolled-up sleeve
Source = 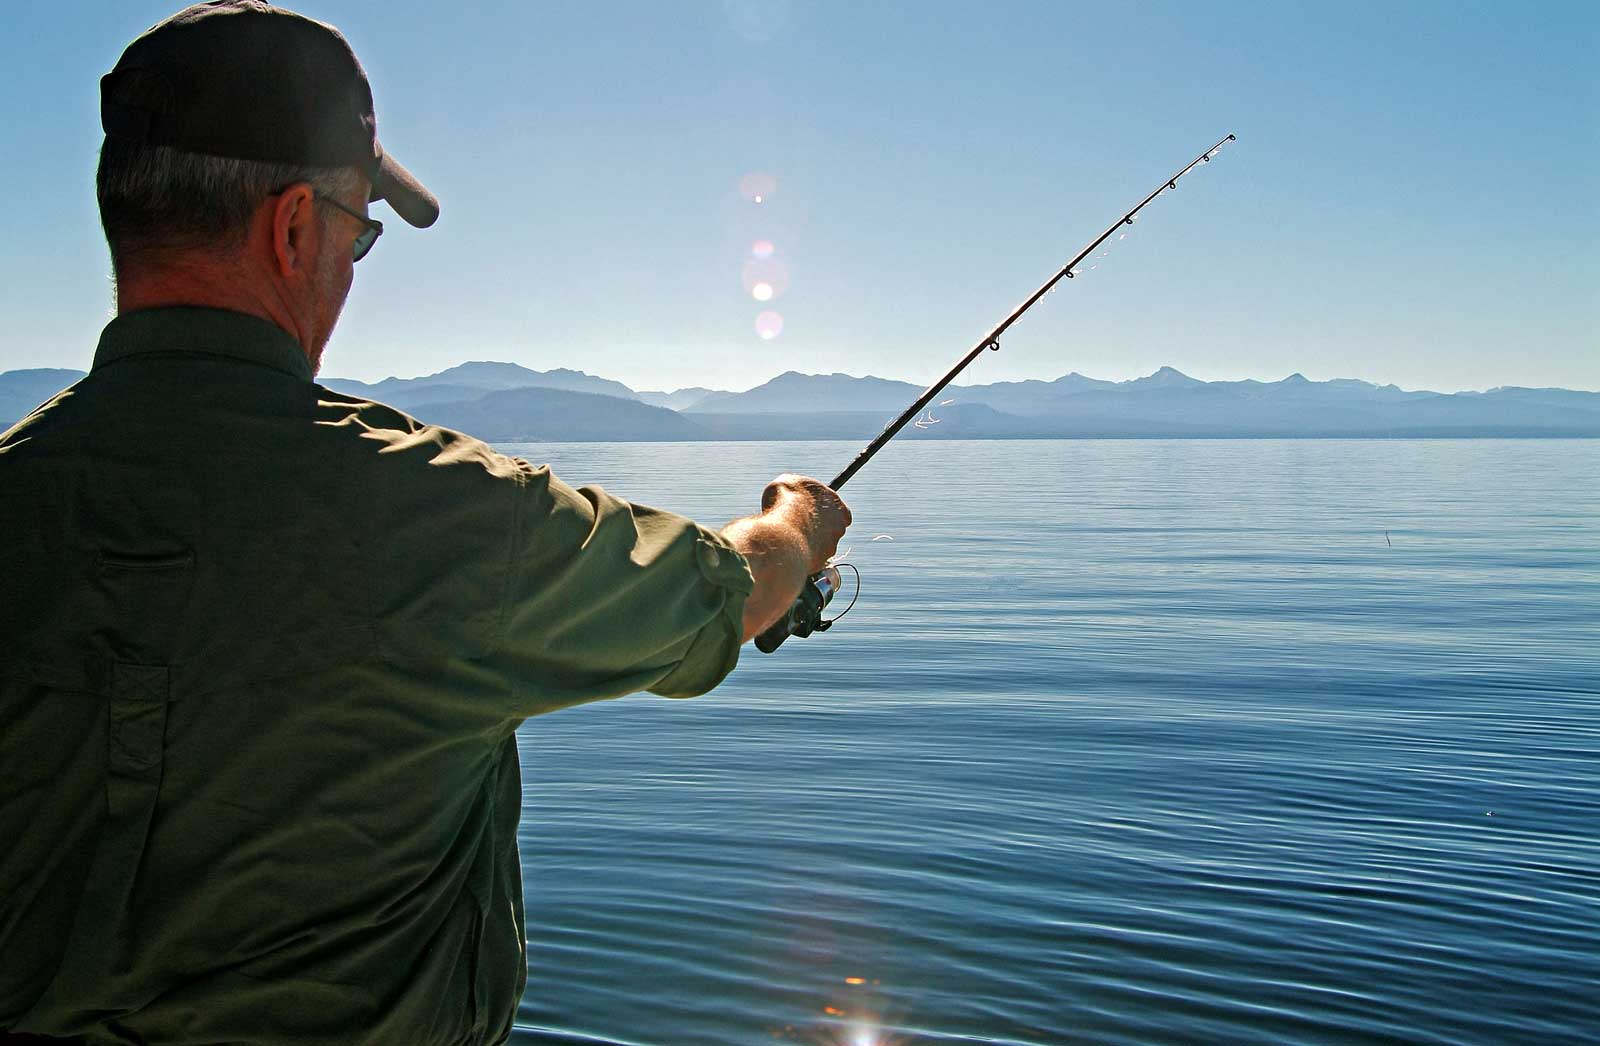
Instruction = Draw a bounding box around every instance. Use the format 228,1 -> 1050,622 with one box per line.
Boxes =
497,462 -> 753,713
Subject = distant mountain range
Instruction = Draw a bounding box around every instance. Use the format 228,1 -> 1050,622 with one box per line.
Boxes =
319,360 -> 641,410
4,361 -> 1597,440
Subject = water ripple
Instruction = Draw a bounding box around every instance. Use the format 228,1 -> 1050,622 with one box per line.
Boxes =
506,440 -> 1600,1045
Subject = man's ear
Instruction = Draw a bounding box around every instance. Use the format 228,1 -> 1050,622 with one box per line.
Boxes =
270,183 -> 318,280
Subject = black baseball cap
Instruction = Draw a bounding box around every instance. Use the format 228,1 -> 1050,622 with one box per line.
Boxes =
101,1 -> 439,228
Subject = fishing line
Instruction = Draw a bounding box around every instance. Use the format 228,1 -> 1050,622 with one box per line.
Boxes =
821,563 -> 861,627
756,134 -> 1239,653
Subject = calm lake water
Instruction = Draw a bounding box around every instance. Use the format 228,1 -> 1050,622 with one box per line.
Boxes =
495,440 -> 1599,1046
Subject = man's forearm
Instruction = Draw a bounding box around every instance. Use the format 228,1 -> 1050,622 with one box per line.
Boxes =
722,509 -> 812,643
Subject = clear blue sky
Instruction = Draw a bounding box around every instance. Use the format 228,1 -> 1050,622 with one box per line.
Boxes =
3,1 -> 1596,392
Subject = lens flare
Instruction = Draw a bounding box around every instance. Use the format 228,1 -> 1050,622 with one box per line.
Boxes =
738,171 -> 777,204
751,239 -> 775,259
752,282 -> 774,302
755,310 -> 784,339
742,257 -> 789,300
723,0 -> 790,43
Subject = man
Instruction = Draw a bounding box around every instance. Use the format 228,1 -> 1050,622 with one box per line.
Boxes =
0,3 -> 850,1043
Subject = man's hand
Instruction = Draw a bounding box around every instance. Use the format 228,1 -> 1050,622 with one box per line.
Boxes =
722,474 -> 852,642
759,474 -> 852,572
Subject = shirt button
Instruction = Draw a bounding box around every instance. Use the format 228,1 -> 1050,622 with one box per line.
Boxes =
699,543 -> 721,572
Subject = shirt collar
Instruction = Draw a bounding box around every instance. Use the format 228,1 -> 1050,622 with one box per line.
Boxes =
93,307 -> 314,382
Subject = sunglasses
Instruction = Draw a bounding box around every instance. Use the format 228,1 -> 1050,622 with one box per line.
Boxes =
314,191 -> 384,261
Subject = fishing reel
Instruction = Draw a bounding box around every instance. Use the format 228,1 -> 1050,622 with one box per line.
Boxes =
754,563 -> 858,653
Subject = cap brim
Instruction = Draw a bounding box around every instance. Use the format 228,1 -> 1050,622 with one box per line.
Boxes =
369,144 -> 439,228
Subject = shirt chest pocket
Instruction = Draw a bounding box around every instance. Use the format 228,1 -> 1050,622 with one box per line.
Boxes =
89,546 -> 198,668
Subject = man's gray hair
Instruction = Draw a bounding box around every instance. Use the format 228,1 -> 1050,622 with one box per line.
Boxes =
97,137 -> 361,275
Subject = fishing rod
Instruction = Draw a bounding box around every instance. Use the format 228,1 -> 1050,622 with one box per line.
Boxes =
755,133 -> 1237,654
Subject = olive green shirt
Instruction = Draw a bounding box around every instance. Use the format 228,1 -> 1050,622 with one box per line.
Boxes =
0,308 -> 753,1044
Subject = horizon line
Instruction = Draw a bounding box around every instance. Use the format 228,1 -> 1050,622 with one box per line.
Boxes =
319,361 -> 1600,398
4,359 -> 1598,398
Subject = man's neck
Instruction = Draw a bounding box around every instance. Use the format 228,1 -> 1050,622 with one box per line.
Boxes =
116,259 -> 317,370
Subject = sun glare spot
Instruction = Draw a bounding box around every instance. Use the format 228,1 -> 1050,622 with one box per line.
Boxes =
738,171 -> 777,204
752,282 -> 774,302
742,257 -> 789,299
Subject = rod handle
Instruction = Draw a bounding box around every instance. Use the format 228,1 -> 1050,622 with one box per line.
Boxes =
754,566 -> 841,654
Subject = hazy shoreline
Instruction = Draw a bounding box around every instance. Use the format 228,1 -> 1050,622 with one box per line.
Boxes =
6,362 -> 1598,439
